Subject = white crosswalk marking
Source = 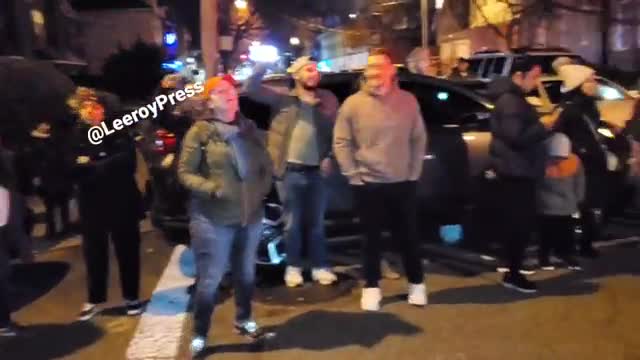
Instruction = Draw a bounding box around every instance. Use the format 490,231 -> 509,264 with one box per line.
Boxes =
126,245 -> 193,360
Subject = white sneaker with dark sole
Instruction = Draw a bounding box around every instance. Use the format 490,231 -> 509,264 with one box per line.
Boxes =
407,283 -> 428,306
77,303 -> 100,321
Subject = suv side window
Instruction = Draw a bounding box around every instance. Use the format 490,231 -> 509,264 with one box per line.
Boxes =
481,58 -> 495,79
469,59 -> 483,77
493,57 -> 506,77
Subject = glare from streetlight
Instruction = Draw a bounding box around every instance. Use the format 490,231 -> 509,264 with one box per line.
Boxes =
235,0 -> 248,9
349,13 -> 358,19
289,37 -> 301,46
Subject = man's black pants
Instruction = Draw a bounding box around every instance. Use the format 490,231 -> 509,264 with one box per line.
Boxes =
353,181 -> 424,288
81,217 -> 141,304
537,215 -> 575,261
497,177 -> 536,273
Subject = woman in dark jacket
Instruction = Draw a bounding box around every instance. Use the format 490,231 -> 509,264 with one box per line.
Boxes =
553,65 -> 608,258
177,76 -> 273,356
67,89 -> 144,321
29,123 -> 73,239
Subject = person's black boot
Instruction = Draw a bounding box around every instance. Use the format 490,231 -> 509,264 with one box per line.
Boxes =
502,272 -> 537,294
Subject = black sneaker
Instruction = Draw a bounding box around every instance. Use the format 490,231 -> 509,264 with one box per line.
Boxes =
77,303 -> 100,321
539,258 -> 555,271
519,264 -> 537,275
561,257 -> 582,271
233,321 -> 274,341
0,324 -> 19,337
126,300 -> 144,316
502,273 -> 538,294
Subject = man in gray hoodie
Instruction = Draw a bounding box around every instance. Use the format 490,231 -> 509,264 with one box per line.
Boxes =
334,49 -> 428,312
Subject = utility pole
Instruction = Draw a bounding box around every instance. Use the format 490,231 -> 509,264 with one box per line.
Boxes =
201,0 -> 219,76
420,0 -> 429,48
600,0 -> 610,66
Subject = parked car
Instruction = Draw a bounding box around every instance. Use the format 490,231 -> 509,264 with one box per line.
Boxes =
139,70 -> 631,255
467,47 -> 584,80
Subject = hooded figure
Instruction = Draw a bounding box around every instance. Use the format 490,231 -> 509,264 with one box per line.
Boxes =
68,89 -> 144,321
553,65 -> 608,258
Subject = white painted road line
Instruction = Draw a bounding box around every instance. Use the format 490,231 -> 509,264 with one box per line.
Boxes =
126,244 -> 193,360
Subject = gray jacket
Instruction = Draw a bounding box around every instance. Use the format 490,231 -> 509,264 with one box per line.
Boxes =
537,154 -> 586,216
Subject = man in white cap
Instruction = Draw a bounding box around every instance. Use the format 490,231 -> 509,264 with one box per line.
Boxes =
245,56 -> 339,287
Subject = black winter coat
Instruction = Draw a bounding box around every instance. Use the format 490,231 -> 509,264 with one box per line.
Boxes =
71,121 -> 142,227
553,93 -> 608,208
487,78 -> 548,179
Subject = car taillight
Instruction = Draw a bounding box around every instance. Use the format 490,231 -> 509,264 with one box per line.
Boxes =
153,129 -> 177,154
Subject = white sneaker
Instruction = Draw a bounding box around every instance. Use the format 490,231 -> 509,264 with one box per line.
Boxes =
408,283 -> 428,306
381,259 -> 401,280
190,336 -> 206,356
361,287 -> 382,311
284,266 -> 304,288
311,268 -> 337,285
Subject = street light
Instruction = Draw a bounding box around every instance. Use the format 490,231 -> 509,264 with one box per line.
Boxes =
234,0 -> 248,9
349,13 -> 358,19
289,37 -> 301,46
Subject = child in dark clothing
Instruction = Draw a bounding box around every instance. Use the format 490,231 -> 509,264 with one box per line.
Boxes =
537,133 -> 585,270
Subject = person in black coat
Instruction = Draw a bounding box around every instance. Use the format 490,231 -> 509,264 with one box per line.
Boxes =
29,123 -> 74,239
487,57 -> 548,293
0,141 -> 33,337
553,65 -> 608,258
68,91 -> 144,321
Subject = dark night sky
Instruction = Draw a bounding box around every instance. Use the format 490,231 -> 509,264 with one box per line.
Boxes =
162,0 -> 356,50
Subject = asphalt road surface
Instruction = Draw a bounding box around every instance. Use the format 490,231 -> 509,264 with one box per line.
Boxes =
1,213 -> 639,360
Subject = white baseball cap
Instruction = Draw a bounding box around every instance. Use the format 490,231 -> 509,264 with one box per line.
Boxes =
287,56 -> 316,74
559,64 -> 596,93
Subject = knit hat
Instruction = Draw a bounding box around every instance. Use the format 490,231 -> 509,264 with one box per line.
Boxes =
551,56 -> 574,74
201,74 -> 237,99
287,56 -> 316,74
548,132 -> 571,158
559,64 -> 595,93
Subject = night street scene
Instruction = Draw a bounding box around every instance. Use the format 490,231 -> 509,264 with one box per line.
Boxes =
2,0 -> 640,359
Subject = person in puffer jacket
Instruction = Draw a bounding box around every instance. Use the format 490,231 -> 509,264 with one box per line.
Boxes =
536,133 -> 585,271
178,75 -> 273,356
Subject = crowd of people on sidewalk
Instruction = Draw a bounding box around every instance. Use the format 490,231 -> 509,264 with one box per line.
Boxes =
0,47 -> 639,360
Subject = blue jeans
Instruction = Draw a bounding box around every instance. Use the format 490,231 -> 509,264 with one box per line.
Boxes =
189,211 -> 262,338
281,168 -> 329,268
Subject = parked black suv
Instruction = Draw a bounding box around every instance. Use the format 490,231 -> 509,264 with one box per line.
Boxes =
138,70 -> 631,254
